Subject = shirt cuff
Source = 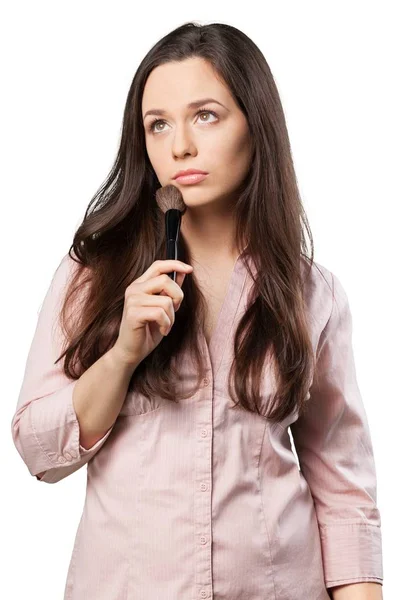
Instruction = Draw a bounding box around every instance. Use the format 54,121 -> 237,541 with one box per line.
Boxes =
26,380 -> 114,482
320,522 -> 383,588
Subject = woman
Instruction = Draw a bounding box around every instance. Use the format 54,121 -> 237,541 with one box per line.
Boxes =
11,22 -> 383,600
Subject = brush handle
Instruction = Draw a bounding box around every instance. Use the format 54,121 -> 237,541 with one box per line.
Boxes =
166,238 -> 177,281
165,209 -> 181,282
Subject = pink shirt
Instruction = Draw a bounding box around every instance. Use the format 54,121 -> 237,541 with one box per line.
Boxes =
11,252 -> 383,599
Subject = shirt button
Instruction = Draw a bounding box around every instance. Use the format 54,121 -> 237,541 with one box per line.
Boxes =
200,483 -> 208,491
200,590 -> 207,598
58,456 -> 66,463
64,452 -> 72,461
70,450 -> 78,458
203,377 -> 209,386
200,429 -> 207,437
200,536 -> 207,544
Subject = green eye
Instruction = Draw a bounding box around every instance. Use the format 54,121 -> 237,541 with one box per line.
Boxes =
148,108 -> 219,134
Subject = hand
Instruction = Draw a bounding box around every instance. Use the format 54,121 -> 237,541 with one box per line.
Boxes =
112,259 -> 193,366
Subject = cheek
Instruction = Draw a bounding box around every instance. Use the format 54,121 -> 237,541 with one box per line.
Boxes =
145,144 -> 163,175
213,119 -> 250,156
214,131 -> 252,177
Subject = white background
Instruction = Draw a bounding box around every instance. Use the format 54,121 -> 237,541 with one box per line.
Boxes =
1,1 -> 391,598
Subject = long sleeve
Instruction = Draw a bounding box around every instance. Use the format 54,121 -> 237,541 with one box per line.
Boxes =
11,253 -> 114,484
290,271 -> 383,589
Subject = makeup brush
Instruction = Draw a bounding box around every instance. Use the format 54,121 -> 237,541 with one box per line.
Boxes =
155,184 -> 187,282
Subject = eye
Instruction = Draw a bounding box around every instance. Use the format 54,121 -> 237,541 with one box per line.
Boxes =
148,108 -> 219,134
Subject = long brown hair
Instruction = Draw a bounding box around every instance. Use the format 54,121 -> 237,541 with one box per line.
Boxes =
56,21 -> 321,424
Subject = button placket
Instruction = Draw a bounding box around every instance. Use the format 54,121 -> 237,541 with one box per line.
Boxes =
192,256 -> 248,599
195,386 -> 213,599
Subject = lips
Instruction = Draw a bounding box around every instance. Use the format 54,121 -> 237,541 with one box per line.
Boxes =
173,169 -> 208,179
173,172 -> 208,185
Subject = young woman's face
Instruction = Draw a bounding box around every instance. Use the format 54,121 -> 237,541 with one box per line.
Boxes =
141,57 -> 253,209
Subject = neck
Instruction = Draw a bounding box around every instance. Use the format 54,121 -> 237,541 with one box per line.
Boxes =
180,207 -> 240,265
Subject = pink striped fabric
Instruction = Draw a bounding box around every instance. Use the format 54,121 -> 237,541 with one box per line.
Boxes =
11,252 -> 383,599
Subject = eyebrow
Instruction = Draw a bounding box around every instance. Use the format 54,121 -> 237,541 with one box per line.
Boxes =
143,98 -> 229,121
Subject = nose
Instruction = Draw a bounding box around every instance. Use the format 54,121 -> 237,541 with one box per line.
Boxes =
172,123 -> 197,158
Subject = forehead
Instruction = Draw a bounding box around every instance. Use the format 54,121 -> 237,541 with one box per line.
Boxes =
141,58 -> 230,111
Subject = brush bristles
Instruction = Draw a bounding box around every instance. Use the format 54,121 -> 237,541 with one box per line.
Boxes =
155,184 -> 187,214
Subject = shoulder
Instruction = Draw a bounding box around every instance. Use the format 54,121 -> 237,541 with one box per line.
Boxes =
300,256 -> 347,336
47,251 -> 89,305
51,252 -> 79,289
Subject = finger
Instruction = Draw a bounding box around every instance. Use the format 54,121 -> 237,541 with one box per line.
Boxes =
138,274 -> 185,304
137,260 -> 193,283
134,292 -> 176,320
133,306 -> 172,336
